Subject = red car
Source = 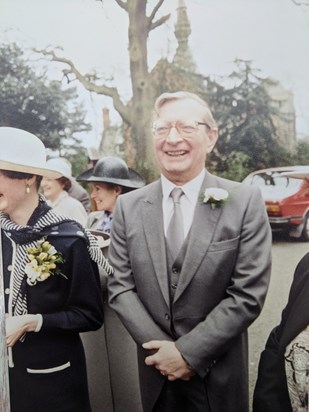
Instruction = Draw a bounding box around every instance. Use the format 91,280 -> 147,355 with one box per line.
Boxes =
243,166 -> 309,240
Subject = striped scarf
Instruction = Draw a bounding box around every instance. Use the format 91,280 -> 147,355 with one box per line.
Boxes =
0,196 -> 113,317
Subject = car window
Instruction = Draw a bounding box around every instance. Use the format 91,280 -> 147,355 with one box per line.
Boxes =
243,171 -> 302,199
245,172 -> 300,188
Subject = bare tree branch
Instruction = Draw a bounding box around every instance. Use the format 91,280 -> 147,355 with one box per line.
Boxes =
291,0 -> 309,5
150,13 -> 170,31
148,0 -> 165,23
147,0 -> 170,31
33,48 -> 132,124
114,0 -> 128,11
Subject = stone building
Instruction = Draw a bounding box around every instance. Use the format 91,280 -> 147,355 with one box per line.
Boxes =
264,79 -> 297,153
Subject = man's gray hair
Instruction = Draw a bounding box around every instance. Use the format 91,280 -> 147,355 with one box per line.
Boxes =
154,91 -> 217,129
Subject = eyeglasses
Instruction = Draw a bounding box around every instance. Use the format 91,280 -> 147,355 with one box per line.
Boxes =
152,120 -> 211,139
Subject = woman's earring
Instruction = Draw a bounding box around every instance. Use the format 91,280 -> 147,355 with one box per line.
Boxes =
26,184 -> 30,194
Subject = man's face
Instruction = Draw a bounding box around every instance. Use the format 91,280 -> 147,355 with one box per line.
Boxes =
153,98 -> 218,185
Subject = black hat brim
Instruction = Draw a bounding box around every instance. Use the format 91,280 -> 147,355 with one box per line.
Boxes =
76,167 -> 145,189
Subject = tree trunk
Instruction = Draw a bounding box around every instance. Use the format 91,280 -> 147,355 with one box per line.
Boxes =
127,0 -> 157,180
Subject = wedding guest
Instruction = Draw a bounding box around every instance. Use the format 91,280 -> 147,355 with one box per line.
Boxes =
77,156 -> 145,233
77,155 -> 145,412
254,252 -> 309,412
107,91 -> 272,412
41,157 -> 88,226
0,127 -> 112,412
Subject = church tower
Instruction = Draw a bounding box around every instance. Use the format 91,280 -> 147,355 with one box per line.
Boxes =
172,0 -> 197,72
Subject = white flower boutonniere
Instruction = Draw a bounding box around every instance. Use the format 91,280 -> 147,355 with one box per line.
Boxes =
25,238 -> 66,286
202,188 -> 229,209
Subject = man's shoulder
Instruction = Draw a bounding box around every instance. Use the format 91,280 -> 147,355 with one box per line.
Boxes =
206,174 -> 263,210
210,174 -> 259,194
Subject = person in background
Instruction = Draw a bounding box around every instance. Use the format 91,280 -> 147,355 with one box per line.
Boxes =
69,179 -> 91,213
107,91 -> 272,412
86,146 -> 99,170
253,252 -> 309,412
0,127 -> 113,412
48,157 -> 91,213
76,156 -> 145,233
77,155 -> 145,412
41,157 -> 88,226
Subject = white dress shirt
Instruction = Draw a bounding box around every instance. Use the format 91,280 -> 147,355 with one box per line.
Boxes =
161,169 -> 205,239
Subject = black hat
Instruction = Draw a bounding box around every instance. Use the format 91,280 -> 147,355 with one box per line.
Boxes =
76,156 -> 145,189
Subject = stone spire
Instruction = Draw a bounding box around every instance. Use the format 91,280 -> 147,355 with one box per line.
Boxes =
173,0 -> 196,71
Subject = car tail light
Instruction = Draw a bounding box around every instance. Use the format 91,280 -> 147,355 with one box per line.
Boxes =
266,203 -> 282,216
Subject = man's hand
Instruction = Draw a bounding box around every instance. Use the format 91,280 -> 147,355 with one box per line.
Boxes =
142,340 -> 195,381
6,314 -> 41,347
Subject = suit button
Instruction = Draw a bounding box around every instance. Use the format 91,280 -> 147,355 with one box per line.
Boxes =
171,283 -> 177,289
165,314 -> 170,320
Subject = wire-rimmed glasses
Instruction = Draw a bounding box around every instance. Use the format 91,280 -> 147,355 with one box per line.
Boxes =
152,120 -> 211,139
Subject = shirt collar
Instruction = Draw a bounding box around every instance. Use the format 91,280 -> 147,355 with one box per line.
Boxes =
161,169 -> 205,203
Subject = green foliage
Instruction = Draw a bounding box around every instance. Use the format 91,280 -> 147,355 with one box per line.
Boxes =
211,151 -> 251,182
293,139 -> 309,165
64,146 -> 89,178
0,42 -> 91,152
201,60 -> 291,178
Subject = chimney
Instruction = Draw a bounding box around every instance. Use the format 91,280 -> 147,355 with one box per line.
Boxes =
102,107 -> 110,129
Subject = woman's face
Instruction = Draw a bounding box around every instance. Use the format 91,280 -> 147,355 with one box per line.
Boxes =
0,171 -> 28,214
90,182 -> 121,212
41,178 -> 63,202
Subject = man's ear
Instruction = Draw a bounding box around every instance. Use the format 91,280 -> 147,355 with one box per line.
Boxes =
206,128 -> 219,154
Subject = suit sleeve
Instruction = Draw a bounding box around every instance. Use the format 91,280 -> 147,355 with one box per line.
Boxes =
107,197 -> 171,345
175,186 -> 272,377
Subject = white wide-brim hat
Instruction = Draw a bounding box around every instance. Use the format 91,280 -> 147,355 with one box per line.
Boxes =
0,127 -> 62,179
47,157 -> 72,179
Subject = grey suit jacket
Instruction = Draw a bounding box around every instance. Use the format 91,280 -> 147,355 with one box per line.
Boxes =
108,171 -> 272,412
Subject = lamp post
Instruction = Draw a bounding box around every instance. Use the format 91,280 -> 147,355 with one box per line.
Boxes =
0,261 -> 10,411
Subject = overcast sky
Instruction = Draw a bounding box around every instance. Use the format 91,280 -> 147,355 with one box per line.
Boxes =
1,0 -> 308,147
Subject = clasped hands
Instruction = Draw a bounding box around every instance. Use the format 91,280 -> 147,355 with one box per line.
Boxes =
6,314 -> 41,347
142,340 -> 195,381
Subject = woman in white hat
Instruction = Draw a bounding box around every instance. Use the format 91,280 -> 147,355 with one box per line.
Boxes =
41,157 -> 88,226
0,127 -> 112,412
77,156 -> 145,233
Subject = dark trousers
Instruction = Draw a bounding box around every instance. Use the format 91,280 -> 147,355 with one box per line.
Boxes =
153,375 -> 210,412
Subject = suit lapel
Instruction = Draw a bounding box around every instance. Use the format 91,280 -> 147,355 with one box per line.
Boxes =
174,172 -> 223,303
142,181 -> 170,307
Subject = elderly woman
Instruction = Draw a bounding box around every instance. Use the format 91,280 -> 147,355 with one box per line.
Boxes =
77,156 -> 145,233
41,157 -> 88,226
0,127 -> 112,412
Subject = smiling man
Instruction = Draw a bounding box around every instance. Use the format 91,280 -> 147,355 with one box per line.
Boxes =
108,91 -> 272,412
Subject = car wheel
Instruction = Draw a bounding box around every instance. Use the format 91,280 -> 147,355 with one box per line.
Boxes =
301,214 -> 309,241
